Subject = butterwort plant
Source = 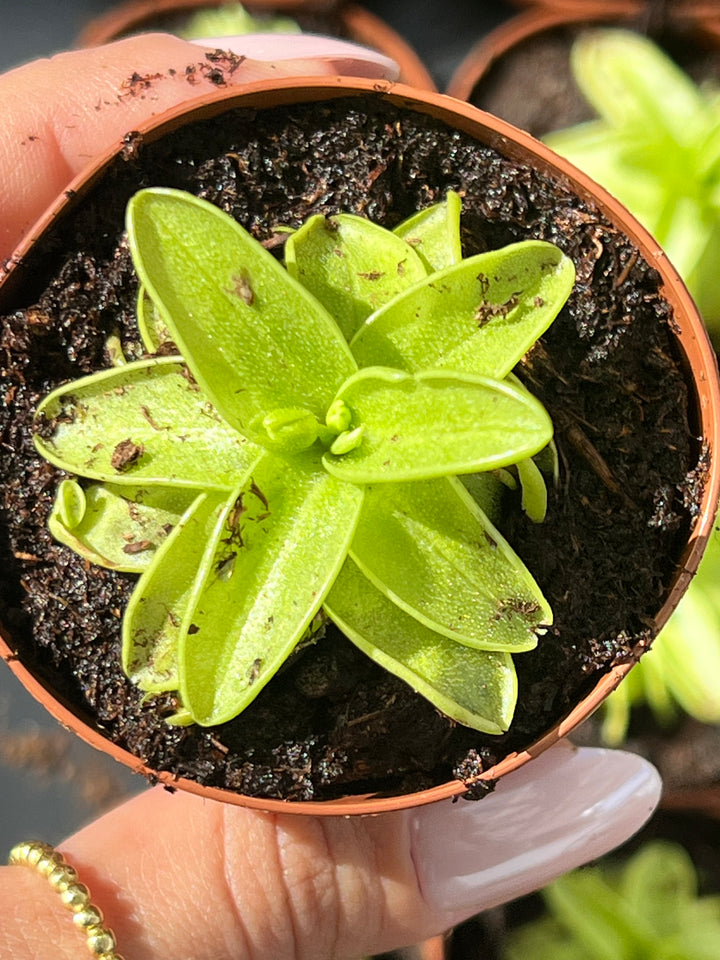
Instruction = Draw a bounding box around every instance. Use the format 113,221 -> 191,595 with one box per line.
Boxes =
178,1 -> 301,40
33,188 -> 575,732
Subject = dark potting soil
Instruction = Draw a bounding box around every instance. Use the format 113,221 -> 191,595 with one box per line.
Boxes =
469,17 -> 720,139
466,11 -> 720,793
0,90 -> 704,802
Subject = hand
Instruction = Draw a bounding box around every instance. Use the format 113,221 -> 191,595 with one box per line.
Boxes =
3,741 -> 659,959
0,31 -> 398,262
0,34 -> 661,960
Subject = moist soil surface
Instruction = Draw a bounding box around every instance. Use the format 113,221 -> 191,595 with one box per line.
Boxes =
0,92 -> 704,802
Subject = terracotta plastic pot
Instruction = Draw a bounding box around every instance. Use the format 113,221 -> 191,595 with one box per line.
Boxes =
492,0 -> 720,19
1,77 -> 718,817
446,0 -> 720,104
77,0 -> 436,90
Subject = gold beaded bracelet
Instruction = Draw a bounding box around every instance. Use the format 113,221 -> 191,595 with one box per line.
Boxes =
8,840 -> 123,960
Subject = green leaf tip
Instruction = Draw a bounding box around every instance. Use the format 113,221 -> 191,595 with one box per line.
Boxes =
323,367 -> 553,483
35,186 -> 573,734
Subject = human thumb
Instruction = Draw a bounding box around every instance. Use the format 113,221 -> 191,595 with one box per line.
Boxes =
0,32 -> 397,263
5,740 -> 660,960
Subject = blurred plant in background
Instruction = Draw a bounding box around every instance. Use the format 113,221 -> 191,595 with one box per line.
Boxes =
179,1 -> 301,39
546,29 -> 720,339
505,840 -> 720,960
545,29 -> 720,742
601,529 -> 720,744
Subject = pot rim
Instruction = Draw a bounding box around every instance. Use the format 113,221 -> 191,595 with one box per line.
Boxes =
500,0 -> 720,16
446,2 -> 720,101
2,76 -> 718,815
76,0 -> 436,91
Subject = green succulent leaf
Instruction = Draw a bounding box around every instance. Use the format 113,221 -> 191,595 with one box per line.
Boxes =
620,841 -> 697,937
284,213 -> 428,341
507,841 -> 720,960
544,124 -> 669,236
648,591 -> 720,725
545,29 -> 720,332
517,456 -> 548,523
324,557 -> 517,734
392,190 -> 463,272
505,917 -> 582,960
36,187 -> 566,733
51,477 -> 87,530
323,367 -> 553,483
657,195 -> 715,284
459,471 -> 506,524
179,2 -> 301,39
123,491 -> 222,693
179,449 -> 364,726
350,241 -> 575,377
34,356 -> 262,490
49,479 -> 196,571
350,476 -> 549,650
137,284 -> 172,353
543,869 -> 655,959
127,188 -> 357,431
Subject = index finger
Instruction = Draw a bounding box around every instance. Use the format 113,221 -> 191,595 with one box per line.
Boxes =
0,32 -> 395,261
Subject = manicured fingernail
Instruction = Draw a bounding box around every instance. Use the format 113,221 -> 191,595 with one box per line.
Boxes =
409,742 -> 661,925
193,33 -> 400,80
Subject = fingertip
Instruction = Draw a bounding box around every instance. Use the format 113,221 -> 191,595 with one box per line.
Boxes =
191,32 -> 400,80
0,31 -> 372,261
410,741 -> 661,924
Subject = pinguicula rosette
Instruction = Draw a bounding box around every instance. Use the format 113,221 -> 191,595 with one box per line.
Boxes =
33,188 -> 575,733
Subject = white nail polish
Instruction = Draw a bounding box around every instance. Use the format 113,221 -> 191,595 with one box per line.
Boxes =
410,742 -> 662,924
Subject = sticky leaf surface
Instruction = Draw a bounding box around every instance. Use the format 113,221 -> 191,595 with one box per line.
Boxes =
325,558 -> 517,734
49,481 -> 196,571
351,477 -> 549,649
180,450 -> 363,725
323,368 -> 553,482
127,188 -> 357,430
123,492 -> 223,693
34,357 -> 262,490
393,191 -> 463,272
284,213 -> 427,341
351,242 -> 575,377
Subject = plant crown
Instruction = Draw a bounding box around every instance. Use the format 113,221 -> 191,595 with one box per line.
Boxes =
34,188 -> 574,731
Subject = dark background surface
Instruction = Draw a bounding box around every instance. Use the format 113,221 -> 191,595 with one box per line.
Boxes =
0,1 -> 516,85
0,0 -> 516,856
